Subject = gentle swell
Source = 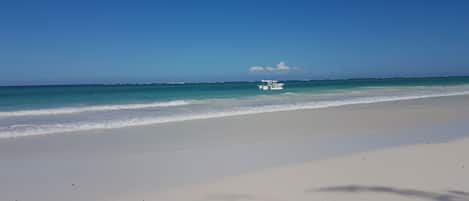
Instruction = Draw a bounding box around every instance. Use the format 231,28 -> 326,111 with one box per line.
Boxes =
0,100 -> 193,117
1,91 -> 468,138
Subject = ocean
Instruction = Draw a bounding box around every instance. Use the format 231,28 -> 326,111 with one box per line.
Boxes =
1,76 -> 469,138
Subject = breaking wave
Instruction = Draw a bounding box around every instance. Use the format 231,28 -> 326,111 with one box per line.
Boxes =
1,90 -> 468,138
0,100 -> 193,117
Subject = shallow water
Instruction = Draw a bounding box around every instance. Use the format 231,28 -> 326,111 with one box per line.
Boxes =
1,77 -> 469,138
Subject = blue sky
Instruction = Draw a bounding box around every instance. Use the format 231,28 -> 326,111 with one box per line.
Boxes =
1,0 -> 469,85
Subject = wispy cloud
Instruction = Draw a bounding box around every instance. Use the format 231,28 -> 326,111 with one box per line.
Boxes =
249,66 -> 265,72
249,61 -> 295,73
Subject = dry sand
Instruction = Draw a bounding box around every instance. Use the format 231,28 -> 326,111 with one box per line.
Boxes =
152,137 -> 469,201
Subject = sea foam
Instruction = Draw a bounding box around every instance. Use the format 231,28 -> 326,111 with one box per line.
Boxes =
1,90 -> 468,138
0,100 -> 193,117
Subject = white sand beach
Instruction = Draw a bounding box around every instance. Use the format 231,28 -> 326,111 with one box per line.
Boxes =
1,95 -> 469,201
153,134 -> 469,201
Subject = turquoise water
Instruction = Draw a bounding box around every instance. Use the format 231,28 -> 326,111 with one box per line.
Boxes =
1,76 -> 469,138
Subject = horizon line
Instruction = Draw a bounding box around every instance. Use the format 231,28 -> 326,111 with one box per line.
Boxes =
1,75 -> 469,87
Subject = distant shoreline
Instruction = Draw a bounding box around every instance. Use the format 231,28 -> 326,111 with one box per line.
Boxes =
2,75 -> 469,87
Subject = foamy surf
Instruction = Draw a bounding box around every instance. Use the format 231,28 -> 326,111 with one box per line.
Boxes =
1,90 -> 468,138
0,100 -> 193,117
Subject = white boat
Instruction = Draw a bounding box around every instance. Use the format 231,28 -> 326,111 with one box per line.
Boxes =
257,80 -> 284,90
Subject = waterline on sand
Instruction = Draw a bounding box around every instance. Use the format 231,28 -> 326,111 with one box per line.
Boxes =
1,91 -> 469,138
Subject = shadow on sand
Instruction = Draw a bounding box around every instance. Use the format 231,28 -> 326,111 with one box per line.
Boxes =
309,185 -> 469,201
203,193 -> 281,201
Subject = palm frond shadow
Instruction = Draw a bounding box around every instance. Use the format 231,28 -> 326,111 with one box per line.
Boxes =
309,185 -> 469,201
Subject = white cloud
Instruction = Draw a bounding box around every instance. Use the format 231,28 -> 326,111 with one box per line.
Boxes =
249,61 -> 294,73
248,66 -> 265,72
276,61 -> 290,71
